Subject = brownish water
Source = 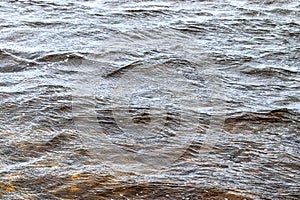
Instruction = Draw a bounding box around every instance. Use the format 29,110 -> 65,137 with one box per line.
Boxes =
0,0 -> 299,199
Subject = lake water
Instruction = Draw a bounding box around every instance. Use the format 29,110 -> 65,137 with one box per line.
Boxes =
0,0 -> 299,199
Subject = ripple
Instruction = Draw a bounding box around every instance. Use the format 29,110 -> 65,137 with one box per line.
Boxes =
0,0 -> 299,199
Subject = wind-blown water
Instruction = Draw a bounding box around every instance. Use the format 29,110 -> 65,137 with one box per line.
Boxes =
0,0 -> 299,199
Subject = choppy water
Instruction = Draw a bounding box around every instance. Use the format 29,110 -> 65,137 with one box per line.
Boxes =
0,0 -> 299,199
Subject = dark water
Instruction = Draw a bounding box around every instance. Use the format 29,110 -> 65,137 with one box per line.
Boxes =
0,0 -> 299,199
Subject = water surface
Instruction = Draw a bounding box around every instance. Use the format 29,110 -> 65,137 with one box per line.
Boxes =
0,0 -> 299,199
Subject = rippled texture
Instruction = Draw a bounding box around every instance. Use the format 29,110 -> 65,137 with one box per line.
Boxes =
0,0 -> 299,199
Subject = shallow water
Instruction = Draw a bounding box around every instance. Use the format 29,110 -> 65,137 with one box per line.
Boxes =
0,0 -> 299,199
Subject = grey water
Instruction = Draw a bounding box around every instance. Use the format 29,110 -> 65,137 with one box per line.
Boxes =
0,0 -> 299,199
